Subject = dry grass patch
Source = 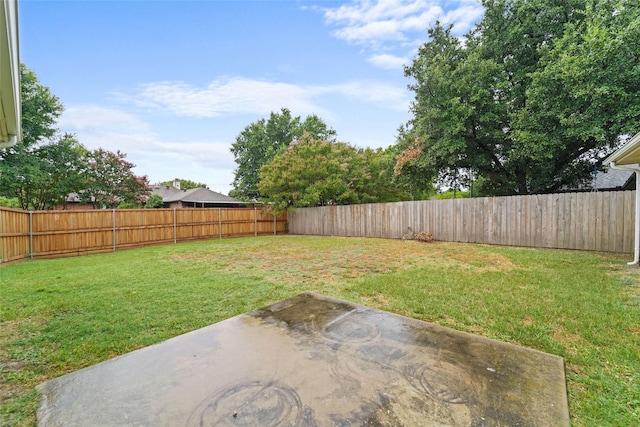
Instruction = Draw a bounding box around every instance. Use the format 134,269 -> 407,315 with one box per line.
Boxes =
170,237 -> 520,289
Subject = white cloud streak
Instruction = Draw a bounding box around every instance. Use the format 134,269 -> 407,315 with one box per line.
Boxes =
127,78 -> 322,118
117,77 -> 410,118
59,105 -> 153,136
58,105 -> 237,190
320,81 -> 409,110
321,0 -> 484,69
326,0 -> 444,44
367,53 -> 409,69
60,105 -> 234,164
325,0 -> 430,26
324,0 -> 483,42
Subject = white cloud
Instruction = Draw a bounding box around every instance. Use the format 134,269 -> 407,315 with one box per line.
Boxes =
326,1 -> 443,45
321,0 -> 484,48
59,105 -> 153,135
126,78 -> 322,118
117,77 -> 410,118
60,105 -> 233,164
59,105 -> 160,158
325,0 -> 429,26
319,81 -> 409,111
58,104 -> 237,191
333,19 -> 409,43
441,4 -> 485,35
150,140 -> 233,169
367,53 -> 409,69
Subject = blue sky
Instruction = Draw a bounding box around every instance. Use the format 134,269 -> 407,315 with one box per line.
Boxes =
19,0 -> 484,194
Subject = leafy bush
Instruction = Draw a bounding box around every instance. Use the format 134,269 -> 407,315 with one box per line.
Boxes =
435,190 -> 469,200
117,201 -> 140,209
145,194 -> 164,209
0,196 -> 20,208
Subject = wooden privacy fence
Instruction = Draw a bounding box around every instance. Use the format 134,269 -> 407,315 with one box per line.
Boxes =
1,207 -> 287,263
288,191 -> 635,253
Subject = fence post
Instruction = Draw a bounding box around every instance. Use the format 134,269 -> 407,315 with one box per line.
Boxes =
112,209 -> 116,252
254,206 -> 257,237
29,211 -> 33,259
219,208 -> 222,239
173,208 -> 177,244
274,212 -> 276,235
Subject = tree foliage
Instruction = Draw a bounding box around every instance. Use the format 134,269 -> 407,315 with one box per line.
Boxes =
392,134 -> 437,199
145,193 -> 164,208
0,196 -> 20,208
230,108 -> 337,201
258,135 -> 407,214
0,65 -> 83,209
18,64 -> 64,149
517,0 -> 640,183
158,179 -> 207,189
1,65 -> 150,210
82,149 -> 150,209
1,134 -> 89,210
398,0 -> 640,196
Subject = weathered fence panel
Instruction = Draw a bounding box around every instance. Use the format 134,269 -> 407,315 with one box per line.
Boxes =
0,208 -> 30,263
289,191 -> 635,253
1,208 -> 287,263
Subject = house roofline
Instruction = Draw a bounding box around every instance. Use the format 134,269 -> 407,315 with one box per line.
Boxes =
605,131 -> 640,266
604,131 -> 640,167
0,0 -> 21,148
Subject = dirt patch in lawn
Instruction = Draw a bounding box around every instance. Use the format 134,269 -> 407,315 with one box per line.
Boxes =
170,238 -> 520,288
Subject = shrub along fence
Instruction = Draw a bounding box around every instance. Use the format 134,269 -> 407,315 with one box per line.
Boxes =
288,191 -> 635,253
1,207 -> 287,263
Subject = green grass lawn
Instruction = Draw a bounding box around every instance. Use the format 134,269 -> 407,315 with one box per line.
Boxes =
1,235 -> 638,426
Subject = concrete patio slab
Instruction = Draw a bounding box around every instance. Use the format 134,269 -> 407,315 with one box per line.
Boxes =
37,292 -> 569,426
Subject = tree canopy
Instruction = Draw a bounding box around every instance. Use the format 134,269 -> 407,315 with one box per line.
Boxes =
0,133 -> 88,210
258,135 -> 407,214
18,64 -> 64,149
159,179 -> 207,190
229,108 -> 337,201
81,149 -> 150,209
398,0 -> 640,196
0,65 -> 72,209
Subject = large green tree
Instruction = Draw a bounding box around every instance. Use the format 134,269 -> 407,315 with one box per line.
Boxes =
258,135 -> 407,214
229,108 -> 337,201
399,0 -> 639,196
516,0 -> 640,191
0,65 -> 73,209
